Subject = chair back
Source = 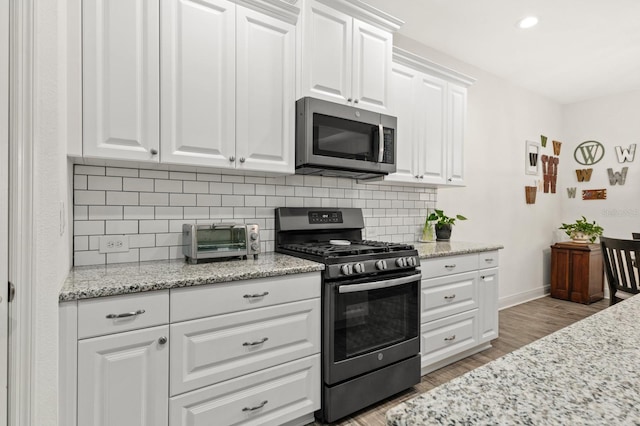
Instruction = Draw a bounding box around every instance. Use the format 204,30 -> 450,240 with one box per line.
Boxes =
600,236 -> 640,305
633,233 -> 640,240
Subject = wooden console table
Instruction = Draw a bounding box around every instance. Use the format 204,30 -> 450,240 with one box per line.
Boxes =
550,242 -> 604,304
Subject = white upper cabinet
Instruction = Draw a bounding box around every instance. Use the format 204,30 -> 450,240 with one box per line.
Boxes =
160,0 -> 236,168
83,0 -> 160,162
299,0 -> 401,114
386,48 -> 475,187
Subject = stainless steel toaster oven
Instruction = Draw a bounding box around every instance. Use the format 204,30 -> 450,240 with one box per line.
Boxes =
182,223 -> 260,264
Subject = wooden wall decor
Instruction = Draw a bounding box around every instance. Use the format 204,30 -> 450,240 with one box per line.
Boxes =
567,187 -> 577,198
525,186 -> 537,204
615,144 -> 636,163
540,135 -> 547,147
582,189 -> 607,200
552,140 -> 562,155
574,140 -> 605,165
541,155 -> 559,193
575,168 -> 593,182
608,167 -> 629,185
525,140 -> 540,175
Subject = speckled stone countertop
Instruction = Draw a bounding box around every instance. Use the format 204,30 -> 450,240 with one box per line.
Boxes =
387,296 -> 640,425
413,241 -> 503,259
60,252 -> 324,302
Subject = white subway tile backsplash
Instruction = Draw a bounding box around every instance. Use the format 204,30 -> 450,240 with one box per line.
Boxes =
73,166 -> 436,266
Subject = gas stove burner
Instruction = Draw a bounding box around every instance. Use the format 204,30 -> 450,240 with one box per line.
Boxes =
329,240 -> 351,246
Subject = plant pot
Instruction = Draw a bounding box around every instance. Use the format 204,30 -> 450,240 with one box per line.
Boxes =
570,231 -> 590,243
420,222 -> 435,242
435,224 -> 452,241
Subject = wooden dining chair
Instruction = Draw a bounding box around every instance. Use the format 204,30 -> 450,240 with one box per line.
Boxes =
600,236 -> 640,306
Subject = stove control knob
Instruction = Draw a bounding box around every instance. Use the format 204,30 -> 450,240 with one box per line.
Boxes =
353,263 -> 364,273
395,258 -> 407,267
375,260 -> 387,270
407,257 -> 416,266
341,264 -> 353,275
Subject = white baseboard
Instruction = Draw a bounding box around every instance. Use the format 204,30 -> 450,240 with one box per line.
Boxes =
499,285 -> 550,310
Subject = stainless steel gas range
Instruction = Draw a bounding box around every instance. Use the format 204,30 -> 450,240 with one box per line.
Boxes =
275,207 -> 421,423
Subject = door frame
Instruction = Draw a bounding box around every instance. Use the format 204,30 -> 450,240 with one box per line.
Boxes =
8,0 -> 35,424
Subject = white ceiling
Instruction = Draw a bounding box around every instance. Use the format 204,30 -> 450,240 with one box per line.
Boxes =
364,0 -> 640,104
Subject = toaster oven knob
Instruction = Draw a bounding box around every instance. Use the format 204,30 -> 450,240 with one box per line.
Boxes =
375,260 -> 387,270
251,243 -> 259,251
353,263 -> 364,273
250,232 -> 259,241
340,264 -> 353,275
395,258 -> 406,267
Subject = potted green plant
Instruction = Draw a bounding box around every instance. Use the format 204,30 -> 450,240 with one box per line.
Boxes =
558,216 -> 604,243
425,209 -> 468,241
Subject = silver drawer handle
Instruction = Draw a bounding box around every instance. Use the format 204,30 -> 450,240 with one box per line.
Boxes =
243,291 -> 269,299
106,309 -> 145,319
484,258 -> 494,262
444,294 -> 456,300
242,400 -> 268,412
444,335 -> 456,341
444,264 -> 456,269
243,337 -> 268,347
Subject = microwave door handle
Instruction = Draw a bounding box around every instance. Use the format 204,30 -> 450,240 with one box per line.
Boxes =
378,124 -> 384,162
338,272 -> 422,293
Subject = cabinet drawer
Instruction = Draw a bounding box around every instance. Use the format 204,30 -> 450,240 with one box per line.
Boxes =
170,272 -> 320,322
170,298 -> 320,396
169,354 -> 320,426
420,254 -> 478,278
421,271 -> 478,323
420,309 -> 478,368
478,251 -> 499,269
78,290 -> 169,339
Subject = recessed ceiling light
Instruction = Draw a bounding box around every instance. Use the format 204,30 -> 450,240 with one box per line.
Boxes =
517,16 -> 539,29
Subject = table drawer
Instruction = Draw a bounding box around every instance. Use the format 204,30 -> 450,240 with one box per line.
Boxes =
170,272 -> 320,322
169,354 -> 320,426
421,271 -> 478,324
77,290 -> 169,339
420,254 -> 478,278
478,251 -> 499,269
170,298 -> 320,396
420,309 -> 479,368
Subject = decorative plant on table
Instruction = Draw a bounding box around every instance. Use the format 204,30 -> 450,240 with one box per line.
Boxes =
424,209 -> 468,242
558,216 -> 604,243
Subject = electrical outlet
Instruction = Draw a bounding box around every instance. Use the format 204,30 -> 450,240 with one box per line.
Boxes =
99,235 -> 130,254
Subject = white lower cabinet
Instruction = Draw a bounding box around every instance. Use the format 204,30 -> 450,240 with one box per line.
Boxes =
78,325 -> 169,426
420,251 -> 499,374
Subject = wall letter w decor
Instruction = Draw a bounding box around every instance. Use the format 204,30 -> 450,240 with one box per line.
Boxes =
615,144 -> 636,163
608,167 -> 628,185
574,140 -> 605,165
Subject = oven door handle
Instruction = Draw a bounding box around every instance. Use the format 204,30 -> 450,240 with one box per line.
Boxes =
338,272 -> 422,293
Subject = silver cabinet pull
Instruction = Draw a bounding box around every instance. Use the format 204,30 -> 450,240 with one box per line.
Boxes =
444,264 -> 456,269
239,157 -> 246,163
242,400 -> 268,412
158,336 -> 167,345
354,99 -> 359,104
484,258 -> 494,262
106,309 -> 145,319
229,156 -> 235,162
444,294 -> 456,300
347,98 -> 353,102
150,149 -> 158,155
243,337 -> 268,347
444,335 -> 456,341
243,291 -> 269,299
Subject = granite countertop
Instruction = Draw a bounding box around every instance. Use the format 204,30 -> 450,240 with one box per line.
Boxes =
413,241 -> 503,259
386,296 -> 640,425
60,252 -> 324,302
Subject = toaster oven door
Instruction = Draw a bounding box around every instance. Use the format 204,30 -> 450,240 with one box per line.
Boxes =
196,225 -> 247,253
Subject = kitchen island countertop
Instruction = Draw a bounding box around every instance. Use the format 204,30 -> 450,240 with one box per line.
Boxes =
60,252 -> 324,302
413,240 -> 503,259
386,295 -> 640,425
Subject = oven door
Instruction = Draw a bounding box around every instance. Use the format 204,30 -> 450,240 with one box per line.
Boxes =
324,270 -> 421,385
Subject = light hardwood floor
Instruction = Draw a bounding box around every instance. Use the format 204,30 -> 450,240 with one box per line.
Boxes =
315,295 -> 609,426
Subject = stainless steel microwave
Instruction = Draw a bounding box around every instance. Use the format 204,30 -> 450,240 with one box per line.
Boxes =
295,97 -> 397,179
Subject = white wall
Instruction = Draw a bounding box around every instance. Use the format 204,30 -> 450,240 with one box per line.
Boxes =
395,35 -> 565,307
32,0 -> 72,424
561,90 -> 640,238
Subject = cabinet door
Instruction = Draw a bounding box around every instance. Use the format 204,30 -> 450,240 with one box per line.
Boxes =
478,268 -> 499,343
83,0 -> 160,161
551,248 -> 571,300
301,0 -> 352,104
417,73 -> 447,185
78,325 -> 169,426
352,19 -> 392,113
160,0 -> 236,168
235,7 -> 295,174
386,62 -> 419,183
447,84 -> 467,185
